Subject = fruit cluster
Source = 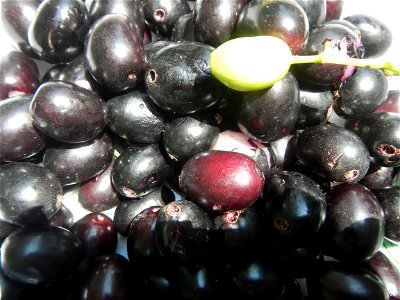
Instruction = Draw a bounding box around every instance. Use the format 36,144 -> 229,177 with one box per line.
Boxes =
0,0 -> 399,299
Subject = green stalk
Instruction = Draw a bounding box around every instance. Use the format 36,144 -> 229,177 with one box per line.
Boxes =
290,41 -> 400,76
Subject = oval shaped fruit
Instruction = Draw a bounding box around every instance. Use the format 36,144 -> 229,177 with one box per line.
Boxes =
295,124 -> 370,182
0,0 -> 41,57
155,199 -> 213,260
113,185 -> 173,236
210,36 -> 292,91
29,81 -> 107,143
350,112 -> 400,167
28,0 -> 90,63
344,14 -> 392,58
321,183 -> 385,263
78,159 -> 119,213
194,0 -> 247,47
261,171 -> 326,247
142,0 -> 191,37
179,150 -> 265,212
145,41 -> 224,114
1,225 -> 83,285
79,254 -> 134,300
43,132 -> 113,186
0,51 -> 39,100
0,162 -> 63,226
71,212 -> 118,262
235,72 -> 300,143
162,114 -> 220,163
111,143 -> 172,199
85,14 -> 145,92
333,67 -> 388,119
0,94 -> 46,162
233,0 -> 309,54
106,90 -> 165,144
372,187 -> 400,242
307,260 -> 389,300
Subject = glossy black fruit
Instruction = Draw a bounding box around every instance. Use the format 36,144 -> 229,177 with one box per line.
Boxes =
155,199 -> 213,260
306,260 -> 389,300
0,162 -> 63,226
85,14 -> 145,92
0,51 -> 39,100
194,0 -> 246,47
372,187 -> 400,242
344,14 -> 392,58
111,143 -> 173,199
235,72 -> 300,143
29,81 -> 107,143
78,159 -> 119,213
142,0 -> 191,37
28,0 -> 90,63
322,183 -> 385,263
113,185 -> 173,236
43,132 -> 113,186
333,68 -> 388,119
0,94 -> 46,162
262,171 -> 326,246
350,112 -> 400,167
1,225 -> 83,285
0,0 -> 41,58
71,212 -> 118,262
295,124 -> 370,182
106,90 -> 165,144
145,41 -> 224,114
162,114 -> 220,163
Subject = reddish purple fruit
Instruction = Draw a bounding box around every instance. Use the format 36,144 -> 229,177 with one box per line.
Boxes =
179,150 -> 265,212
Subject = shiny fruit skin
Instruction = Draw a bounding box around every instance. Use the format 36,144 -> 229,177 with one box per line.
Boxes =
162,115 -> 220,163
78,159 -> 119,213
179,150 -> 265,212
113,185 -> 173,236
350,112 -> 400,167
1,225 -> 83,285
0,51 -> 40,100
293,0 -> 326,29
362,251 -> 400,300
111,143 -> 173,199
359,162 -> 394,190
106,90 -> 165,144
79,254 -> 135,300
235,72 -> 300,143
0,0 -> 41,58
262,171 -> 326,247
306,260 -> 389,300
0,162 -> 63,226
233,0 -> 309,54
0,94 -> 46,162
344,14 -> 393,58
85,14 -> 145,92
292,23 -> 363,86
145,41 -> 224,114
29,81 -> 107,143
28,0 -> 90,63
71,212 -> 118,262
194,0 -> 247,47
43,132 -> 113,186
333,68 -> 388,120
155,199 -> 213,261
295,124 -> 370,183
322,183 -> 385,264
89,0 -> 145,38
372,187 -> 400,242
142,0 -> 191,37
